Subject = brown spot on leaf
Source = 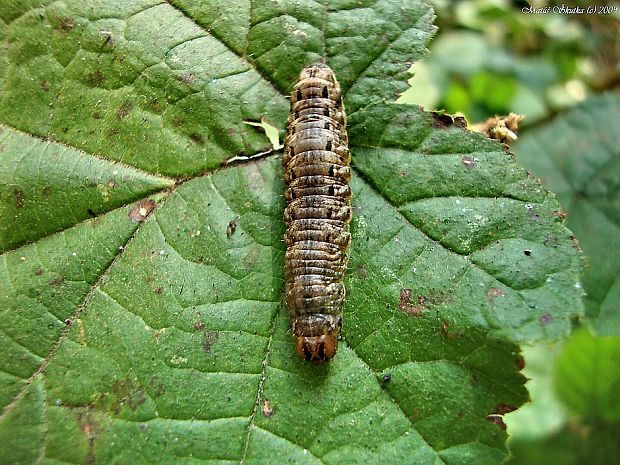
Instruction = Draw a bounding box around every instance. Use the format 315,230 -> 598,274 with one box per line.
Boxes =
111,378 -> 147,414
262,399 -> 274,417
242,247 -> 261,272
40,80 -> 50,91
486,403 -> 517,429
226,220 -> 237,238
462,155 -> 476,169
487,287 -> 505,302
35,268 -> 44,276
154,287 -> 163,295
398,289 -> 424,317
202,331 -> 219,353
42,186 -> 52,196
399,289 -> 412,309
116,100 -> 133,120
189,133 -> 204,144
404,303 -> 425,317
486,415 -> 507,430
539,314 -> 554,325
149,376 -> 166,396
149,98 -> 160,113
57,16 -> 77,33
493,403 -> 517,415
102,32 -> 115,47
129,199 -> 156,222
13,188 -> 26,208
194,321 -> 205,331
87,69 -> 106,87
431,113 -> 457,129
515,355 -> 526,371
399,290 -> 432,317
440,321 -> 457,339
553,209 -> 567,221
77,409 -> 98,464
49,275 -> 65,286
92,111 -> 102,119
571,235 -> 583,253
178,72 -> 196,85
356,263 -> 369,280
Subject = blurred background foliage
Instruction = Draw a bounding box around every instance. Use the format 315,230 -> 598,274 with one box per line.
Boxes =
398,1 -> 619,463
399,0 -> 619,124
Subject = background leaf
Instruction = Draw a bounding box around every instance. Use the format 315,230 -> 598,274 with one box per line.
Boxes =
506,329 -> 620,465
513,92 -> 620,335
0,1 -> 583,464
555,328 -> 620,422
503,93 -> 620,465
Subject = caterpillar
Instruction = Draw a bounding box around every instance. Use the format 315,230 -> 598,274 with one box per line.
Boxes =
283,63 -> 352,364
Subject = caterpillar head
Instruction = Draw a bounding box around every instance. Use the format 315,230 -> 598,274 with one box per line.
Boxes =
295,334 -> 338,364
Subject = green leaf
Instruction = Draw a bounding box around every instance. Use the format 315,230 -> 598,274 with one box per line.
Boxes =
0,1 -> 583,464
513,93 -> 620,335
350,104 -> 582,343
554,328 -> 620,422
0,0 -> 289,176
0,375 -> 46,465
0,127 -> 173,250
0,200 -> 161,411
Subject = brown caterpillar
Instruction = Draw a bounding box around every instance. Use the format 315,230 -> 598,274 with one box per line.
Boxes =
283,63 -> 351,364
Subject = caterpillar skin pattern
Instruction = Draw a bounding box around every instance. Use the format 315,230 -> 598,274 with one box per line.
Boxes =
283,63 -> 352,364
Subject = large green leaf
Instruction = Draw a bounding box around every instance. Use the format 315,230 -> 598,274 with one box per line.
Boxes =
0,1 -> 582,464
513,93 -> 620,335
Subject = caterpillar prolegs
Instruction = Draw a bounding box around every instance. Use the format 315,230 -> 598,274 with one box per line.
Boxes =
283,63 -> 352,364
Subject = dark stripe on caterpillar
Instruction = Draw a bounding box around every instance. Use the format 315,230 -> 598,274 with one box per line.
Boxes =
283,63 -> 351,364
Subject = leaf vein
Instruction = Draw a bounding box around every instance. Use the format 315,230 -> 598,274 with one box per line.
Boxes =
164,0 -> 284,97
239,308 -> 280,465
0,193 -> 160,422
